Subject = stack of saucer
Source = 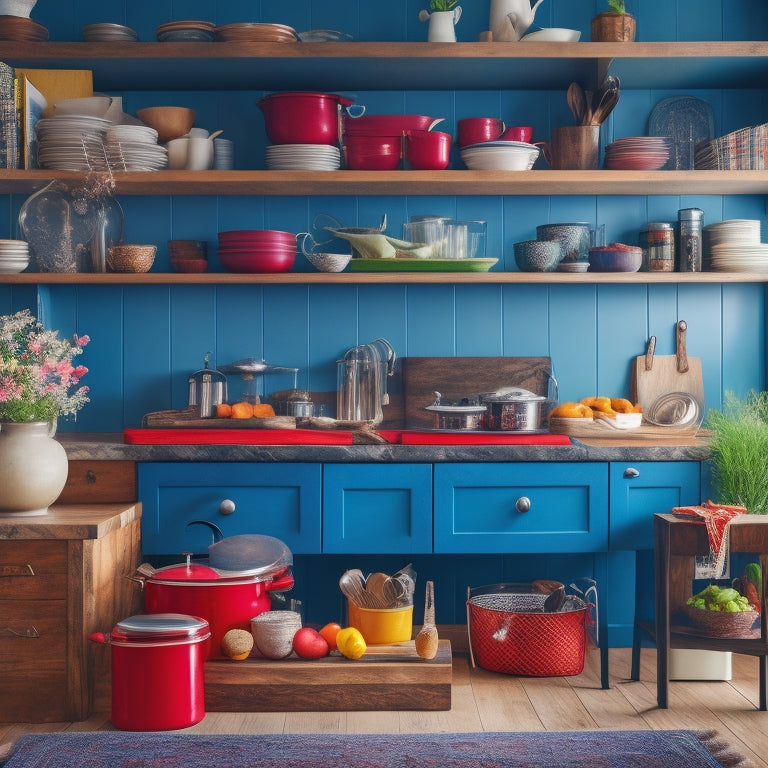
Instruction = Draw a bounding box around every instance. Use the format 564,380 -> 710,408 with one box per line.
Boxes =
265,143 -> 340,170
104,124 -> 168,171
36,115 -> 112,170
213,22 -> 297,42
604,136 -> 671,170
156,20 -> 215,41
705,219 -> 766,272
213,137 -> 234,169
0,16 -> 48,41
0,239 -> 29,273
82,23 -> 138,41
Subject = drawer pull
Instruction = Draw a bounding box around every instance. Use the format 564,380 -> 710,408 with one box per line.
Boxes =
219,499 -> 236,516
623,467 -> 640,479
515,496 -> 531,513
0,625 -> 39,638
0,564 -> 35,577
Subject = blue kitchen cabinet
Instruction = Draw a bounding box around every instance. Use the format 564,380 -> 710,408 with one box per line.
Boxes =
322,464 -> 433,553
433,463 -> 608,553
138,462 -> 322,557
607,461 -> 702,645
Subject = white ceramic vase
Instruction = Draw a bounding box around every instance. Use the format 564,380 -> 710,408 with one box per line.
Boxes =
0,422 -> 68,516
420,7 -> 462,42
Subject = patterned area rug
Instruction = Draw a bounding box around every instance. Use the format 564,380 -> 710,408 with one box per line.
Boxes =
0,729 -> 751,768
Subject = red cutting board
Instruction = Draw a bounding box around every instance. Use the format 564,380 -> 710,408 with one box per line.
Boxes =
123,427 -> 353,445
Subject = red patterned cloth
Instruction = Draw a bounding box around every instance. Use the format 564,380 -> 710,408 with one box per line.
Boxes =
672,501 -> 747,576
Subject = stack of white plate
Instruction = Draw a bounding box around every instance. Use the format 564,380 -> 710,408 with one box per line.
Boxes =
36,115 -> 112,170
0,239 -> 29,273
460,140 -> 539,171
104,124 -> 168,171
265,143 -> 340,170
604,137 -> 671,170
705,219 -> 764,271
82,23 -> 138,41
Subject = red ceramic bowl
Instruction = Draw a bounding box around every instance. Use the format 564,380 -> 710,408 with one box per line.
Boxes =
219,248 -> 295,273
344,134 -> 402,170
218,229 -> 296,243
343,114 -> 441,136
257,92 -> 354,145
404,130 -> 451,170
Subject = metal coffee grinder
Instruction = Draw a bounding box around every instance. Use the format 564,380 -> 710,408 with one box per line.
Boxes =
187,353 -> 227,418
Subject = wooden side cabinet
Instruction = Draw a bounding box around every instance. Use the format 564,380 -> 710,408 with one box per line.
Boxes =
0,503 -> 142,722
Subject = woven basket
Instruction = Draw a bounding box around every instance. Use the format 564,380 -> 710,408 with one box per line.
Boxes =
467,591 -> 588,677
250,610 -> 302,659
680,604 -> 759,638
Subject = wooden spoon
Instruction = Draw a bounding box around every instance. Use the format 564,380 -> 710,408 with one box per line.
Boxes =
415,580 -> 439,659
566,82 -> 585,126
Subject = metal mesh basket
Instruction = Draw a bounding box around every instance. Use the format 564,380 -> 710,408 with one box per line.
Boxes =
466,586 -> 590,677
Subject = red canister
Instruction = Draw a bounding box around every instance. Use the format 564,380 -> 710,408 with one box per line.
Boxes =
107,613 -> 210,731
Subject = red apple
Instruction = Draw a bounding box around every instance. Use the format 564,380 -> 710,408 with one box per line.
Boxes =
292,626 -> 330,659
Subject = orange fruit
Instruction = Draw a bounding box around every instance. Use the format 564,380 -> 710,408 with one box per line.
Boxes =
216,403 -> 232,418
231,401 -> 254,419
318,622 -> 342,651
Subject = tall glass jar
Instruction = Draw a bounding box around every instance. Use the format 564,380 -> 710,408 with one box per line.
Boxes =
640,222 -> 675,272
677,208 -> 704,272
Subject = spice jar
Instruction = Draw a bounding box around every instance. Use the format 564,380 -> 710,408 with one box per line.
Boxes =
677,208 -> 704,272
640,222 -> 675,272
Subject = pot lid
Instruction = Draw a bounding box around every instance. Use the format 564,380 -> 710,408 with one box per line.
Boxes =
218,357 -> 299,376
113,613 -> 209,641
189,353 -> 226,384
479,387 -> 546,402
425,404 -> 486,414
146,560 -> 287,584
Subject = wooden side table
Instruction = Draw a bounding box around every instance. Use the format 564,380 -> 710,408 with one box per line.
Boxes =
653,512 -> 768,709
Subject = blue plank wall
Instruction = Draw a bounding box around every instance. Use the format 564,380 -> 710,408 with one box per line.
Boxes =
1,0 -> 768,634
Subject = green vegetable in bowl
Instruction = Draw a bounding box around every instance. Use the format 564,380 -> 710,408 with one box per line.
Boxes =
687,584 -> 752,612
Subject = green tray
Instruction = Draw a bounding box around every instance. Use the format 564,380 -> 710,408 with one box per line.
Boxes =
349,257 -> 498,272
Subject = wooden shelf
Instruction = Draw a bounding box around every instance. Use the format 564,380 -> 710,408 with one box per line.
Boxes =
4,169 -> 768,197
2,271 -> 765,286
1,41 -> 767,91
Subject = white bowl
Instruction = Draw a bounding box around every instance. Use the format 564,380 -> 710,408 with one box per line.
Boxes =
0,0 -> 36,17
306,251 -> 351,273
54,97 -> 113,119
461,145 -> 539,171
521,28 -> 581,42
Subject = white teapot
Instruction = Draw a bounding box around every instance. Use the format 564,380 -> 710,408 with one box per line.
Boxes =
490,0 -> 545,42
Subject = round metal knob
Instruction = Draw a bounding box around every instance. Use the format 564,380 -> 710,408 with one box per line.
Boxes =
219,499 -> 236,515
623,467 -> 640,479
515,496 -> 531,513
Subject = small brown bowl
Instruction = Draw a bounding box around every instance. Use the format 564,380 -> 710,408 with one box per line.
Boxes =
137,106 -> 195,144
107,245 -> 157,273
168,239 -> 208,260
171,257 -> 208,273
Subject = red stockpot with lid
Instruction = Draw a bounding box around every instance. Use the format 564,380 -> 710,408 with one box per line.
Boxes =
257,91 -> 356,145
101,613 -> 211,731
139,556 -> 294,658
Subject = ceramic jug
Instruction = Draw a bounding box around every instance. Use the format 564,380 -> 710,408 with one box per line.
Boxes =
489,0 -> 544,41
419,7 -> 462,42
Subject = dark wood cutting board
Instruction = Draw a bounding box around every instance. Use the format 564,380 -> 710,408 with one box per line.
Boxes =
142,405 -> 297,429
402,356 -> 552,430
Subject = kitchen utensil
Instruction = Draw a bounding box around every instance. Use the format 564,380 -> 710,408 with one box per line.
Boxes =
538,125 -> 600,170
336,338 -> 396,423
478,387 -> 552,431
644,390 -> 702,428
415,580 -> 438,659
404,130 -> 452,170
137,554 -> 294,658
630,320 -> 705,415
187,354 -> 227,418
340,568 -> 372,608
425,391 -> 487,430
257,91 -> 356,145
347,602 -> 414,644
365,571 -> 391,607
91,613 -> 210,731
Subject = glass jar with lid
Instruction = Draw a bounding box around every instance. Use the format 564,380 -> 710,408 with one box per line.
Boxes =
640,222 -> 675,272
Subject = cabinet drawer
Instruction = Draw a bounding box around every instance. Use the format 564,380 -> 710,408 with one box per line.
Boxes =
609,461 -> 701,550
434,463 -> 608,553
0,541 -> 67,600
138,463 -> 322,556
323,464 -> 433,553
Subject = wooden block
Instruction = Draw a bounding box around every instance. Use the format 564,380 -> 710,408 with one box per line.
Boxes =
204,639 -> 452,712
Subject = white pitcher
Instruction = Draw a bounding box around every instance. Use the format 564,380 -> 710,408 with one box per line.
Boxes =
489,0 -> 544,41
418,7 -> 462,42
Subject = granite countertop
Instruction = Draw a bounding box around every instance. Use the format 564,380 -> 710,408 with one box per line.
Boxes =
59,433 -> 711,463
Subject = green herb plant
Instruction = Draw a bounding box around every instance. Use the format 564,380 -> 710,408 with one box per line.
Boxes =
430,0 -> 458,10
606,0 -> 626,12
706,390 -> 768,514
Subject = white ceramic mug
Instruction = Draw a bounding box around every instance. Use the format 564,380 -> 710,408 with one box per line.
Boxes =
166,137 -> 189,170
186,136 -> 214,170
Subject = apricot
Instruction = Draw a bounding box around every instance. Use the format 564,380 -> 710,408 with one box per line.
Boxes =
231,401 -> 254,419
216,403 -> 232,418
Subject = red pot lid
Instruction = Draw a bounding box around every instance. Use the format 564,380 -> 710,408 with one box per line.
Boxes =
112,613 -> 210,643
145,560 -> 290,585
259,91 -> 354,106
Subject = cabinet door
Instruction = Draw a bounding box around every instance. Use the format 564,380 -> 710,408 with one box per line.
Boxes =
323,464 -> 433,553
138,463 -> 322,556
609,461 -> 701,551
434,462 -> 608,553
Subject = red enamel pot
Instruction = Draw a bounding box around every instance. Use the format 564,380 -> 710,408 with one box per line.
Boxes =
139,558 -> 294,658
257,91 -> 356,145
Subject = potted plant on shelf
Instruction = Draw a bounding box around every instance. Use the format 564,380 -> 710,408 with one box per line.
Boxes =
0,309 -> 90,516
591,0 -> 636,42
418,0 -> 463,42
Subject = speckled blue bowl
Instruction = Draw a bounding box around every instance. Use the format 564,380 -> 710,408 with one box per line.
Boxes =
535,223 -> 590,263
513,239 -> 563,272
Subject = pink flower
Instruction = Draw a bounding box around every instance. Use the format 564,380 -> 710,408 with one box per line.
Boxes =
77,335 -> 90,347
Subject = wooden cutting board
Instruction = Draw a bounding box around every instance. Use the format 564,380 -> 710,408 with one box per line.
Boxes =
401,356 -> 552,430
630,320 -> 704,414
142,405 -> 297,429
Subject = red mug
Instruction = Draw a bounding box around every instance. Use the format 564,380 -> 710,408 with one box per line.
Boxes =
404,130 -> 452,170
457,117 -> 505,148
501,125 -> 533,143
